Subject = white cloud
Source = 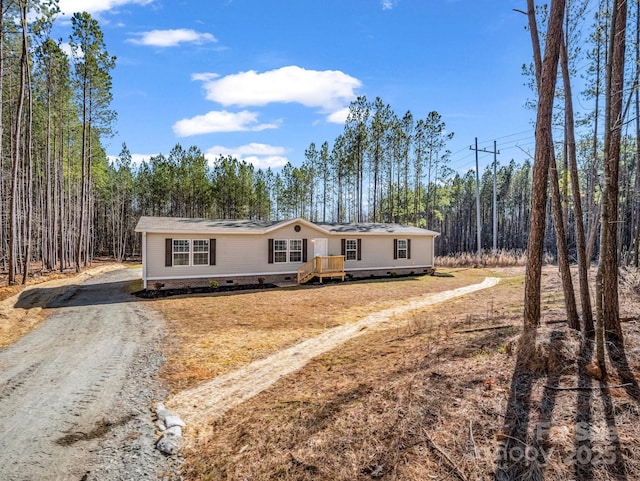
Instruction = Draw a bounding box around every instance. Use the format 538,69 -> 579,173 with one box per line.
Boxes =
128,29 -> 217,47
173,110 -> 280,137
194,65 -> 361,112
192,72 -> 219,82
242,156 -> 289,169
107,153 -> 155,166
205,143 -> 289,169
58,0 -> 154,16
59,42 -> 74,58
381,0 -> 397,10
131,153 -> 155,165
326,108 -> 350,124
207,143 -> 286,157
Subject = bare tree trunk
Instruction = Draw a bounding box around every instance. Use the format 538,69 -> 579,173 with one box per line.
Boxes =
0,0 -> 4,274
45,65 -> 54,271
560,37 -> 594,334
550,150 -> 580,329
58,116 -> 66,273
75,70 -> 88,272
523,0 -> 566,330
587,198 -> 602,263
596,261 -> 606,373
600,0 -> 626,345
8,3 -> 29,286
22,46 -> 33,286
587,5 -> 607,266
635,0 -> 640,268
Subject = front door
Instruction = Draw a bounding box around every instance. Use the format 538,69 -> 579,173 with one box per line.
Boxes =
312,238 -> 328,258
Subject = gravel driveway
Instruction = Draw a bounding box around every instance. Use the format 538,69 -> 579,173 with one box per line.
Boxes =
0,268 -> 180,481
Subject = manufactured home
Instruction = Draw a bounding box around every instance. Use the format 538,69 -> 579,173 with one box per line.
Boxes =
135,216 -> 439,289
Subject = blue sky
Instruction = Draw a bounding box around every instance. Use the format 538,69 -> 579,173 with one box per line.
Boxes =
52,0 -> 538,174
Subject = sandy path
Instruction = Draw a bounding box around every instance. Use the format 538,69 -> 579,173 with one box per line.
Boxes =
0,268 -> 179,481
168,276 -> 500,441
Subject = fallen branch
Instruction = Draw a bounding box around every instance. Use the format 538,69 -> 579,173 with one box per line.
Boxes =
454,324 -> 513,334
469,419 -> 478,458
545,383 -> 632,391
423,428 -> 469,481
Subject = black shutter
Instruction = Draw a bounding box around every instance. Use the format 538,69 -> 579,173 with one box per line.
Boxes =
357,239 -> 362,261
268,238 -> 274,264
302,239 -> 308,262
210,239 -> 216,265
341,239 -> 346,256
393,239 -> 398,260
165,238 -> 173,266
407,239 -> 411,259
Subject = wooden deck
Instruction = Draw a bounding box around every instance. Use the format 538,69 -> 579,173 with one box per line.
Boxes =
297,256 -> 346,284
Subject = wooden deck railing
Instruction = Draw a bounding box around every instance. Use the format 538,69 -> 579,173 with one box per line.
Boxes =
297,256 -> 345,284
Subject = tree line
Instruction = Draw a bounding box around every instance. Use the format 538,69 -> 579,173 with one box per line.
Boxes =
0,1 -> 114,283
1,0 -> 640,293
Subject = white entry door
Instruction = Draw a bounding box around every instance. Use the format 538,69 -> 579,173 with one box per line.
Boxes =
312,238 -> 328,257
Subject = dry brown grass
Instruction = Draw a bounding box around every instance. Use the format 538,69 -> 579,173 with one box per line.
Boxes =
3,260 -> 638,480
436,249 -> 555,268
620,266 -> 640,300
151,268 -> 492,392
158,266 -> 640,481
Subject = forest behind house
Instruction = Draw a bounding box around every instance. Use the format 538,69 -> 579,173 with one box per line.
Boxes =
0,1 -> 640,285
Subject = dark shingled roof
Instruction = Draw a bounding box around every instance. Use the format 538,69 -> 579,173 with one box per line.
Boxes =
135,216 -> 439,236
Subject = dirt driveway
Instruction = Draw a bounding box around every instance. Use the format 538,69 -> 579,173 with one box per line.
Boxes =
0,268 -> 179,481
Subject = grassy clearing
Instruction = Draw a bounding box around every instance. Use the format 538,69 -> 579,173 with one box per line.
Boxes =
149,268 -> 493,393
4,258 -> 639,480
154,266 -> 640,481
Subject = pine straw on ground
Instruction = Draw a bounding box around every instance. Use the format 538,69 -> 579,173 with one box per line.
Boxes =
170,266 -> 640,481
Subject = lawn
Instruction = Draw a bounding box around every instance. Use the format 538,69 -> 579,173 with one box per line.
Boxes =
148,265 -> 640,481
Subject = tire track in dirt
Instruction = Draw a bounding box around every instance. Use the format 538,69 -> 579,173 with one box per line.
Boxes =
0,268 -> 178,481
168,277 -> 500,442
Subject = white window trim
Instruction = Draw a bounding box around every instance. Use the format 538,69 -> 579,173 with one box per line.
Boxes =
289,239 -> 302,263
172,239 -> 210,266
192,239 -> 210,266
273,239 -> 304,264
345,239 -> 358,261
172,239 -> 190,266
273,239 -> 288,263
397,239 -> 408,259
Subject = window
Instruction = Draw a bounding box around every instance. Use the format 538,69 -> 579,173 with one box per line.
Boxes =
341,238 -> 361,261
289,239 -> 302,262
270,239 -> 306,263
193,239 -> 209,265
274,239 -> 288,263
345,239 -> 358,261
172,239 -> 190,266
168,238 -> 213,266
397,239 -> 408,259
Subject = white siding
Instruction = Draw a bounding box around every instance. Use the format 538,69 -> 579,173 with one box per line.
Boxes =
328,235 -> 433,272
145,223 -> 331,280
142,221 -> 435,283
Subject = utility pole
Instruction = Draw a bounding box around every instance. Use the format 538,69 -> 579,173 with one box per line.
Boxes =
492,140 -> 500,251
469,138 -> 500,255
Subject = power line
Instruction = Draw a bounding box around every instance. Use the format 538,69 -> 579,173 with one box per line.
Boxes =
469,138 -> 500,254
